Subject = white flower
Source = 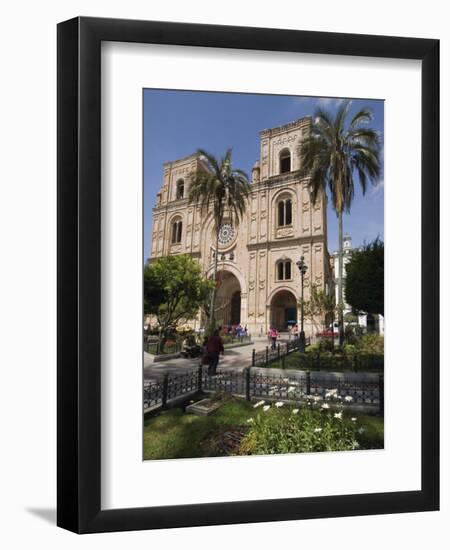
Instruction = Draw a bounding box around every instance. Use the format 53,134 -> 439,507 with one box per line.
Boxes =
263,405 -> 271,412
321,403 -> 330,409
313,395 -> 322,402
358,427 -> 365,434
275,402 -> 284,408
352,441 -> 360,449
246,418 -> 254,424
334,412 -> 343,420
344,395 -> 353,402
351,417 -> 357,422
325,388 -> 338,397
314,427 -> 322,433
292,409 -> 299,415
253,400 -> 265,408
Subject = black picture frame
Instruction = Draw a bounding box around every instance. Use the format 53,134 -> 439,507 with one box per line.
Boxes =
57,16 -> 439,533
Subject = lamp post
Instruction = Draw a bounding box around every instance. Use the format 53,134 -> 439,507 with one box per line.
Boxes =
296,256 -> 308,352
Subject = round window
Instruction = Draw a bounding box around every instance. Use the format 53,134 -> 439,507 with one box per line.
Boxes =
218,223 -> 235,245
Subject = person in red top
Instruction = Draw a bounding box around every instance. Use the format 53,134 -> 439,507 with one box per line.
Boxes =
206,328 -> 224,376
268,326 -> 279,350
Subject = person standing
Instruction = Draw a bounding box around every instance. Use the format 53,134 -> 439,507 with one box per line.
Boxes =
206,328 -> 224,376
268,326 -> 279,350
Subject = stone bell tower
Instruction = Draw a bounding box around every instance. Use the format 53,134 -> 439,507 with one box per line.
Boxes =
245,117 -> 331,335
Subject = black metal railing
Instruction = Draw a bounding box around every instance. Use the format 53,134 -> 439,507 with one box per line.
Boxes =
145,334 -> 252,356
293,351 -> 383,372
251,336 -> 310,367
144,366 -> 384,414
222,334 -> 252,347
144,337 -> 182,356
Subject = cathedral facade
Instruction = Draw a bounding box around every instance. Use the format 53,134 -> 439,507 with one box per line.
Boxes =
148,117 -> 332,336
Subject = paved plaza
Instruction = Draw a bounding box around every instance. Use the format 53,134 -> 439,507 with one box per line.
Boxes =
143,334 -> 379,386
144,335 -> 272,381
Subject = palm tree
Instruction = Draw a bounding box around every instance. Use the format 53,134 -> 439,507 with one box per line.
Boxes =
189,148 -> 250,329
299,100 -> 381,346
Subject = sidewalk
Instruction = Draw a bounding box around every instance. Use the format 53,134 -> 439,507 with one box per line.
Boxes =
144,336 -> 274,381
143,333 -> 381,384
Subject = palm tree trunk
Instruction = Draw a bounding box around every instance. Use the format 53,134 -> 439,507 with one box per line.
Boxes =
338,211 -> 344,346
209,230 -> 220,329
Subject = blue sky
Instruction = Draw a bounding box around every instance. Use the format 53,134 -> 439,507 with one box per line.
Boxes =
143,90 -> 384,260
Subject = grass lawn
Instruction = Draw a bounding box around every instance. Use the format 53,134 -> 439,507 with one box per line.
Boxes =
355,414 -> 385,449
144,397 -> 255,460
143,397 -> 384,460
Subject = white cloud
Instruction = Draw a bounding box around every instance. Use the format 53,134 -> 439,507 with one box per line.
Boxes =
370,178 -> 384,197
316,97 -> 346,109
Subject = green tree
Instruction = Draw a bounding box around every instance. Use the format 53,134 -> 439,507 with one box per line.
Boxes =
345,238 -> 384,316
189,149 -> 250,329
299,100 -> 381,345
301,285 -> 336,342
144,255 -> 214,349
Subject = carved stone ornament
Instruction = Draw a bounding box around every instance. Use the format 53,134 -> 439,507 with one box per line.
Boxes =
218,223 -> 235,246
276,227 -> 294,238
272,134 -> 297,146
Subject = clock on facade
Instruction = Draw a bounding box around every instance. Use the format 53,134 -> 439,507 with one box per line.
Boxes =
218,223 -> 235,246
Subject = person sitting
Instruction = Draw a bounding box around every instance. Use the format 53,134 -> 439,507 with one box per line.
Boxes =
182,336 -> 191,355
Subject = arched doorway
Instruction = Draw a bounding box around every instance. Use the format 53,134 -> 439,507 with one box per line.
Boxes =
230,291 -> 241,325
270,289 -> 297,331
215,271 -> 241,326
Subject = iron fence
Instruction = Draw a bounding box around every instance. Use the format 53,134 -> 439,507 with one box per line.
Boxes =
222,334 -> 252,347
145,333 -> 252,356
251,336 -> 310,367
144,366 -> 384,414
144,337 -> 182,355
294,351 -> 384,372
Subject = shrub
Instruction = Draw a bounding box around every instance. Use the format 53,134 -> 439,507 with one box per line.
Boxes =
318,338 -> 335,352
356,333 -> 384,354
343,343 -> 357,355
306,343 -> 320,353
344,325 -> 358,345
240,406 -> 359,455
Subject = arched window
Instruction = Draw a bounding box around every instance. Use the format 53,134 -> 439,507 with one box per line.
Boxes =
285,261 -> 292,279
171,219 -> 182,244
277,261 -> 284,280
276,260 -> 292,281
277,198 -> 293,226
279,148 -> 291,174
175,179 -> 184,199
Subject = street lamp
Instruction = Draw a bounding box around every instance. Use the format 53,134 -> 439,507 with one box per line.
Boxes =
296,256 -> 308,352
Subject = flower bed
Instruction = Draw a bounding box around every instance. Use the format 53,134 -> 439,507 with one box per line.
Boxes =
241,402 -> 360,454
143,395 -> 383,460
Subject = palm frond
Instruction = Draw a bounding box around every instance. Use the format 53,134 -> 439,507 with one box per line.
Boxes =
298,100 -> 381,215
349,107 -> 373,128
